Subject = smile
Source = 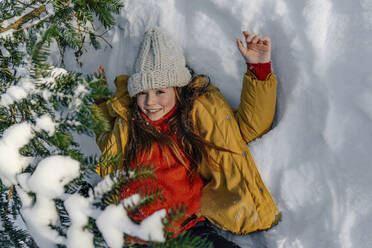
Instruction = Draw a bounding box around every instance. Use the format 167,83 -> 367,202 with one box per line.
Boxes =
146,109 -> 162,113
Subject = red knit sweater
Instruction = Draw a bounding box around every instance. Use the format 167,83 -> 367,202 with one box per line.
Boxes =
247,61 -> 271,80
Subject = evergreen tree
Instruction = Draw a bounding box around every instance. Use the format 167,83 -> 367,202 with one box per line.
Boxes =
0,1 -> 211,247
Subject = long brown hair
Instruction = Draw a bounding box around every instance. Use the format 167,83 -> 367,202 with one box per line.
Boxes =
124,72 -> 232,179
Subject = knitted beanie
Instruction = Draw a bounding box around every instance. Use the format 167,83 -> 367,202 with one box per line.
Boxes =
128,28 -> 192,97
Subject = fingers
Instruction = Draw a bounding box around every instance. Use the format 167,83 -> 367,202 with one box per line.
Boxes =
252,35 -> 263,44
236,39 -> 244,49
242,31 -> 270,45
95,64 -> 108,85
262,36 -> 271,45
236,39 -> 246,54
98,64 -> 104,74
245,33 -> 256,43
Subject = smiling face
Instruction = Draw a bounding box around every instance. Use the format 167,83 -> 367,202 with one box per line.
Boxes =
136,87 -> 177,121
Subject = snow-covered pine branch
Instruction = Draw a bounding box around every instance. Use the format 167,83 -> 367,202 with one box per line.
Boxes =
0,117 -> 167,247
0,1 -> 195,247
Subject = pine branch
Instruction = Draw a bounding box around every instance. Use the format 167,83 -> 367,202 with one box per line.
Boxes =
101,165 -> 159,207
91,104 -> 112,135
6,186 -> 13,206
74,0 -> 124,28
96,151 -> 123,175
0,5 -> 46,33
162,205 -> 187,240
15,13 -> 52,33
86,216 -> 108,248
70,25 -> 112,48
126,186 -> 164,215
10,106 -> 17,124
0,186 -> 36,247
5,104 -> 21,205
153,232 -> 213,248
31,25 -> 59,67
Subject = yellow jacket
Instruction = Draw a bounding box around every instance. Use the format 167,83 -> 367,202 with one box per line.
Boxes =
94,70 -> 280,234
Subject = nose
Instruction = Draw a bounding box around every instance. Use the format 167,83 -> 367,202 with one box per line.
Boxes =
145,92 -> 155,106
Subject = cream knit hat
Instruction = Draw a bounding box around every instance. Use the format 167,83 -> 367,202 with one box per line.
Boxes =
128,28 -> 192,97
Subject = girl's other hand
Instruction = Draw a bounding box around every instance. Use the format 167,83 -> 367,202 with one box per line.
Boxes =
95,64 -> 107,86
236,31 -> 271,64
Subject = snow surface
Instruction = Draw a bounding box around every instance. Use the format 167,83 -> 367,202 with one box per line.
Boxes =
61,0 -> 372,247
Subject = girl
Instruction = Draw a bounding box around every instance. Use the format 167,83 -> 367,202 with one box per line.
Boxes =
94,28 -> 280,247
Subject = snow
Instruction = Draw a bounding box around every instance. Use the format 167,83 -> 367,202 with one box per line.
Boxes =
69,84 -> 88,109
0,113 -> 76,247
26,156 -> 80,198
50,67 -> 68,78
0,123 -> 34,186
1,0 -> 371,247
0,29 -> 14,39
96,202 -> 166,248
0,46 -> 10,57
0,78 -> 34,107
1,7 -> 35,29
45,3 -> 55,16
0,2 -> 55,39
93,177 -> 167,246
35,115 -> 56,136
21,196 -> 65,248
64,194 -> 94,248
0,114 -> 167,246
0,67 -> 68,107
0,218 -> 4,231
93,174 -> 115,196
0,114 -> 58,186
122,194 -> 140,208
64,0 -> 372,247
20,156 -> 80,248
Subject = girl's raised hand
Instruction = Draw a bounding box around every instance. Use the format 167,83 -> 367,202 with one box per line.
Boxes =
95,64 -> 107,86
236,31 -> 271,64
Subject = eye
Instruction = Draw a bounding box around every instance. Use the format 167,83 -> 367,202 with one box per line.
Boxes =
137,92 -> 146,96
156,90 -> 165,95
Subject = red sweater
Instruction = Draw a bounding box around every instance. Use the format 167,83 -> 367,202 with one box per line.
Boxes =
247,61 -> 271,80
120,105 -> 204,237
